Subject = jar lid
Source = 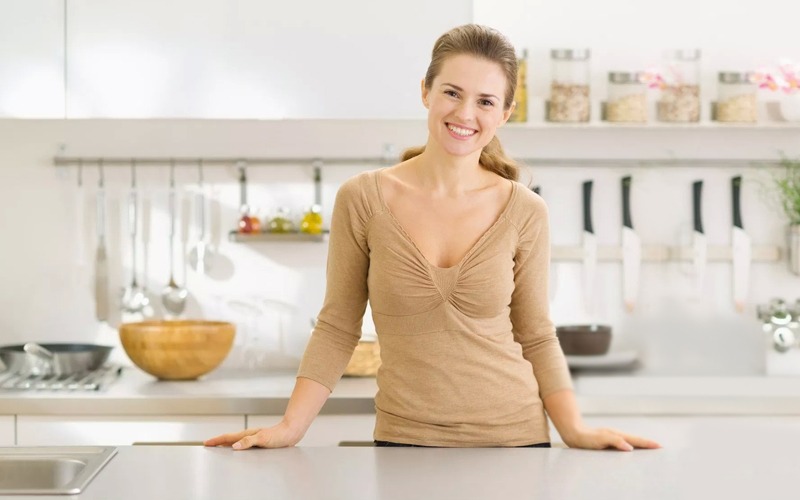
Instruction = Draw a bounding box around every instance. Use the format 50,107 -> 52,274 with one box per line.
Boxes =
608,71 -> 644,84
664,49 -> 701,61
551,49 -> 590,60
718,71 -> 755,84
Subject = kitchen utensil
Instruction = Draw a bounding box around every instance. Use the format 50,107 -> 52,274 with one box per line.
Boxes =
692,180 -> 707,296
555,324 -> 612,355
161,160 -> 188,317
621,176 -> 641,312
582,180 -> 597,313
0,343 -> 113,376
731,175 -> 752,312
187,160 -> 215,275
139,195 -> 157,318
119,320 -> 235,380
120,161 -> 150,316
75,161 -> 86,269
94,162 -> 109,322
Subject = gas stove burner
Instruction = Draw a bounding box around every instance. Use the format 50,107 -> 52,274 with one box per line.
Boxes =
0,364 -> 123,392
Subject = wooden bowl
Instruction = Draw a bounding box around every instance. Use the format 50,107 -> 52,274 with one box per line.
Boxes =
343,340 -> 381,377
119,320 -> 236,380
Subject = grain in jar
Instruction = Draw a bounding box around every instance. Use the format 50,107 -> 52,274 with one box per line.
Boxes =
715,71 -> 757,123
548,49 -> 591,122
657,49 -> 701,123
606,71 -> 647,123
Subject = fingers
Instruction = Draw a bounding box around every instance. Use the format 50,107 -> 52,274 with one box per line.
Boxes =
204,428 -> 263,448
233,430 -> 272,450
603,429 -> 661,451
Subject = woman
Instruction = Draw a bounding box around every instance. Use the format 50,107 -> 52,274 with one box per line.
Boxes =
206,24 -> 660,451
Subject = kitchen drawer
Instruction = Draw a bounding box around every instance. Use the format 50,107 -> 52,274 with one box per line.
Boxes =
549,416 -> 800,448
0,416 -> 14,446
247,414 -> 376,446
16,415 -> 245,446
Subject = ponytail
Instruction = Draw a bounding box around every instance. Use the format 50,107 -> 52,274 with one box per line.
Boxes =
400,136 -> 519,182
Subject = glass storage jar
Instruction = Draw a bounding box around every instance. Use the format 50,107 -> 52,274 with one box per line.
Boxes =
509,49 -> 528,123
715,71 -> 757,123
657,49 -> 701,123
548,49 -> 591,122
606,71 -> 647,123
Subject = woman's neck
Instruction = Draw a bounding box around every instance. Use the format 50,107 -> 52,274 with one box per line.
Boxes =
411,141 -> 489,197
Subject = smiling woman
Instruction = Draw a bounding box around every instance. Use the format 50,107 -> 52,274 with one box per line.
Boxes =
204,24 -> 661,452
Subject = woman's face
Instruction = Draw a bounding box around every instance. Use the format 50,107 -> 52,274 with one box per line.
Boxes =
422,54 -> 513,158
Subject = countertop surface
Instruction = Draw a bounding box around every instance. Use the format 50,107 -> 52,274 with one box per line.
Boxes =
3,367 -> 800,415
3,416 -> 798,500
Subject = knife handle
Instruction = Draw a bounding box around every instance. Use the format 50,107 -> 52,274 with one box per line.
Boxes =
531,185 -> 541,195
582,181 -> 593,233
693,180 -> 704,234
622,176 -> 633,229
732,176 -> 743,229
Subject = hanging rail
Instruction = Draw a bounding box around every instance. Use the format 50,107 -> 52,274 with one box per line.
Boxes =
52,156 -> 787,167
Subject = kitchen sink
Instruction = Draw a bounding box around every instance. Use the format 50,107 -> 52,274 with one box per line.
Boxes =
0,446 -> 117,495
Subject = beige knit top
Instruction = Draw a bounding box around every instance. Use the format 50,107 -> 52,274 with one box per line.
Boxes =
297,169 -> 573,447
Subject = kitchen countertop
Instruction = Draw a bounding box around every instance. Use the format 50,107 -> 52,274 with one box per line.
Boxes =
4,416 -> 798,500
2,367 -> 800,416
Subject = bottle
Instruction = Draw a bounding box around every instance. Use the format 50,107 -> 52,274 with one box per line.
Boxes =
657,49 -> 701,123
548,49 -> 591,122
269,206 -> 295,234
238,205 -> 254,233
716,71 -> 757,123
300,204 -> 324,235
606,71 -> 647,123
509,49 -> 528,123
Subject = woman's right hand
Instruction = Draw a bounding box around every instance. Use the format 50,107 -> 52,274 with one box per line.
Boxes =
203,421 -> 303,450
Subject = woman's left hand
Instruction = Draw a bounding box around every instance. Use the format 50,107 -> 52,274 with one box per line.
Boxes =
562,426 -> 661,451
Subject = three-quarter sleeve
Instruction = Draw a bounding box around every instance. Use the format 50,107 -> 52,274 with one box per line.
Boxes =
509,196 -> 573,399
296,176 -> 372,391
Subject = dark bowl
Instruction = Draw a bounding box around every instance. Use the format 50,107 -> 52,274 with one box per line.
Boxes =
556,325 -> 612,356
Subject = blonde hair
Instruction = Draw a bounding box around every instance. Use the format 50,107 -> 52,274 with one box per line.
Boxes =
401,24 -> 520,181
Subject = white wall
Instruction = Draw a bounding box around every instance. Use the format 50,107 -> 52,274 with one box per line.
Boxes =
1,1 -> 799,377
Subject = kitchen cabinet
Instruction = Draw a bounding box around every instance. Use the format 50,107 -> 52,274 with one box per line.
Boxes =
16,415 -> 245,446
247,414 -> 376,446
0,0 -> 64,117
66,0 -> 471,119
0,416 -> 14,446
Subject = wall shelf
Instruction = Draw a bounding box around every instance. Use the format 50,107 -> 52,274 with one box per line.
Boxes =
228,230 -> 329,243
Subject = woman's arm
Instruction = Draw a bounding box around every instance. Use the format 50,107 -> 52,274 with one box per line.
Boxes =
543,388 -> 661,451
204,376 -> 331,449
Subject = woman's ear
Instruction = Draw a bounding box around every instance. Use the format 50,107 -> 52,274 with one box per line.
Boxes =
501,101 -> 516,124
421,79 -> 429,108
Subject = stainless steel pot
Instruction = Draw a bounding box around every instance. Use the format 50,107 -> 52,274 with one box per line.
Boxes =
0,343 -> 113,376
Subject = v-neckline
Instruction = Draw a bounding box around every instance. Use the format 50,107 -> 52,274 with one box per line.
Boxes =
375,169 -> 517,271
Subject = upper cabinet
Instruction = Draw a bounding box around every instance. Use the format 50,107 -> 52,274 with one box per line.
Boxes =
0,0 -> 64,118
64,0 -> 471,119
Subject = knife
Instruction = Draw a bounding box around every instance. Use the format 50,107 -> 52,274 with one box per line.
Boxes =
582,181 -> 597,313
731,176 -> 752,312
532,185 -> 558,302
621,176 -> 641,312
94,163 -> 109,322
692,181 -> 707,296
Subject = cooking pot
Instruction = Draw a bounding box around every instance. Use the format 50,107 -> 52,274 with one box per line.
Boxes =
0,343 -> 113,376
555,325 -> 612,355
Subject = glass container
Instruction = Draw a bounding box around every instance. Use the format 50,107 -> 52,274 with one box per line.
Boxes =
657,49 -> 701,123
715,71 -> 757,123
509,49 -> 528,123
548,49 -> 591,123
606,71 -> 647,123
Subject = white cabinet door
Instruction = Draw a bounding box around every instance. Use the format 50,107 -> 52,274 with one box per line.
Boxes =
16,415 -> 245,446
0,416 -> 14,446
247,414 -> 376,446
0,0 -> 64,117
67,0 -> 470,118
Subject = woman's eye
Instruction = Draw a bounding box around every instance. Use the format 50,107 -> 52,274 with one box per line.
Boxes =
480,99 -> 494,107
444,90 -> 458,98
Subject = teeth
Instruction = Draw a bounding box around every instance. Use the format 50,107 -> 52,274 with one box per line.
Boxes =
447,124 -> 476,137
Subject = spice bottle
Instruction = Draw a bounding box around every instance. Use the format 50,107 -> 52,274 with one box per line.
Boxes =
509,49 -> 528,123
269,206 -> 295,234
657,49 -> 701,123
716,71 -> 757,123
548,49 -> 591,123
300,204 -> 324,235
606,71 -> 647,123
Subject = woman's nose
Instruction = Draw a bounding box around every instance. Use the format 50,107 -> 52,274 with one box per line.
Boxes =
454,101 -> 477,122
